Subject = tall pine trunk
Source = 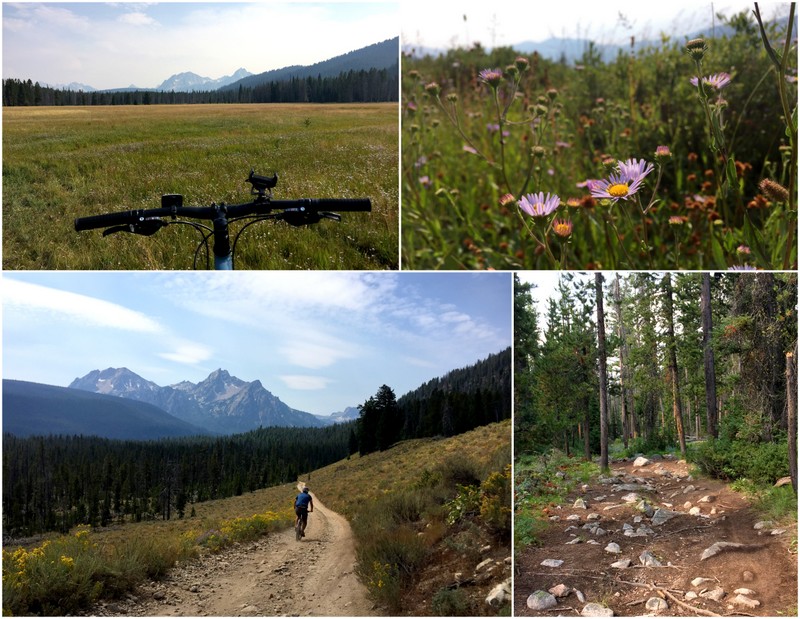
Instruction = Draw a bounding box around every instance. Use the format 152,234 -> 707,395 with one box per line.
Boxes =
596,273 -> 610,471
701,273 -> 718,438
663,274 -> 686,458
787,348 -> 797,494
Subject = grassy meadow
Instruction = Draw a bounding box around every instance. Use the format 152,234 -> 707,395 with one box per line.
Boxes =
3,103 -> 398,270
402,10 -> 797,270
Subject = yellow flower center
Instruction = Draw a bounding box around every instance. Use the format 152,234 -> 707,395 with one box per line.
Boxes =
553,222 -> 572,236
608,183 -> 630,197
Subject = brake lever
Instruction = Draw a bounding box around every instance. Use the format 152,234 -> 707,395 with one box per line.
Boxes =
102,219 -> 168,237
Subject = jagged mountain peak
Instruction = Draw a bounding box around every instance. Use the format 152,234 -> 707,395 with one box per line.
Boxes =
69,367 -> 327,434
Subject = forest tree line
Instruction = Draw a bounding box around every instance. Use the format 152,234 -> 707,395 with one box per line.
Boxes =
2,423 -> 353,538
355,348 -> 511,455
2,67 -> 398,107
515,273 -> 797,489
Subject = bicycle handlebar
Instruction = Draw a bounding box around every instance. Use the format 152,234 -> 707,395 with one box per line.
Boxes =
74,198 -> 371,232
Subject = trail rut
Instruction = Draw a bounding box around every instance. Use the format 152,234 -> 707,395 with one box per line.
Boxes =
91,492 -> 376,617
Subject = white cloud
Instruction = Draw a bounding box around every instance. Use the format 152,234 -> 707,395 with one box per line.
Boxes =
279,375 -> 333,390
157,342 -> 213,365
117,11 -> 158,27
3,278 -> 163,334
279,340 -> 356,370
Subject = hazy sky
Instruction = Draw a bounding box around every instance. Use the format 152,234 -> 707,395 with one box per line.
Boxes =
3,2 -> 400,90
401,1 -> 784,50
3,271 -> 512,415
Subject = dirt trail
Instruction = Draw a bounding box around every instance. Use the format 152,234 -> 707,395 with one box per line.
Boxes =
92,491 -> 376,617
515,457 -> 797,617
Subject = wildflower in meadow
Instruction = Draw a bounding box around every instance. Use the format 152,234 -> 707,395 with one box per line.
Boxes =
685,38 -> 709,61
478,68 -> 503,89
729,265 -> 758,270
518,192 -> 560,218
590,158 -> 654,202
552,218 -> 573,237
690,72 -> 732,90
655,145 -> 672,162
759,178 -> 790,202
499,193 -> 515,206
737,245 -> 751,255
669,215 -> 685,225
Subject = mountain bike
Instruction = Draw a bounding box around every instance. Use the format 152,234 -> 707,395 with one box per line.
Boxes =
73,170 -> 371,269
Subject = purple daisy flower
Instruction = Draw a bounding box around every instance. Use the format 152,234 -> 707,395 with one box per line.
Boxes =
518,192 -> 560,217
590,159 -> 654,202
690,72 -> 732,90
478,68 -> 503,88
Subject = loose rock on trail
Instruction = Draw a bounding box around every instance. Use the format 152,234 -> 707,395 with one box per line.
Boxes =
88,492 -> 376,617
515,457 -> 797,616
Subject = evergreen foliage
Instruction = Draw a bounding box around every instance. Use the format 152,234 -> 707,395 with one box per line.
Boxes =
2,66 -> 398,107
356,349 -> 511,455
2,423 -> 352,537
515,272 -> 796,486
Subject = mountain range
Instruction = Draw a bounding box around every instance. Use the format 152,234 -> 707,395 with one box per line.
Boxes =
55,37 -> 398,93
66,367 -> 357,435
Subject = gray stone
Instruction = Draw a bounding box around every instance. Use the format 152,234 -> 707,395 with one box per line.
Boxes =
566,537 -> 582,545
633,456 -> 650,467
651,508 -> 680,526
689,507 -> 701,516
682,484 -> 696,494
574,589 -> 586,603
684,591 -> 698,600
566,514 -> 582,521
573,498 -> 588,509
636,500 -> 655,517
540,559 -> 564,568
732,594 -> 760,609
639,550 -> 663,567
475,558 -> 494,572
699,541 -> 748,561
610,558 -> 632,569
527,591 -> 557,611
621,492 -> 639,502
604,542 -> 622,554
733,588 -> 756,596
771,528 -> 787,536
645,597 -> 668,612
742,570 -> 755,582
549,584 -> 571,598
581,602 -> 614,616
699,587 -> 726,601
486,579 -> 511,607
587,513 -> 601,520
753,520 -> 774,530
691,577 -> 714,587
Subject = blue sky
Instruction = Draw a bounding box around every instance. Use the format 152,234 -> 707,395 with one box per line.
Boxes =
402,1 -> 783,49
2,271 -> 512,415
3,2 -> 399,90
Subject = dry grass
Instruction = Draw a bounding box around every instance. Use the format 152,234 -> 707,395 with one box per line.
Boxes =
301,420 -> 512,519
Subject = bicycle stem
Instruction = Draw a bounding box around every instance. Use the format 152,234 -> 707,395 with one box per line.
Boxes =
212,205 -> 233,270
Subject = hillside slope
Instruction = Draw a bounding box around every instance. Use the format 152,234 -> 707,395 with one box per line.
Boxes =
2,379 -> 210,440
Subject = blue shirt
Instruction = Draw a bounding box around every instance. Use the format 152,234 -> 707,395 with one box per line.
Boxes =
295,492 -> 312,509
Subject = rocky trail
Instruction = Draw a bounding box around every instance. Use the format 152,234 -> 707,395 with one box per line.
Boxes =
515,456 -> 797,617
89,492 -> 376,617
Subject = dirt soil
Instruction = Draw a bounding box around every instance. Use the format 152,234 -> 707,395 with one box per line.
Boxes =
88,491 -> 377,617
515,457 -> 797,617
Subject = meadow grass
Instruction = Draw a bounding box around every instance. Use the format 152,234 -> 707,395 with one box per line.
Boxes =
402,16 -> 796,270
3,103 -> 398,269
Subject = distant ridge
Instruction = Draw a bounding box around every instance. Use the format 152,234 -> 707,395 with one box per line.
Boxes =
2,379 -> 211,440
219,37 -> 399,91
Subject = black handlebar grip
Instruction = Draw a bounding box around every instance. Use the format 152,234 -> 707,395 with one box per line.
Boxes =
74,210 -> 143,231
309,199 -> 371,212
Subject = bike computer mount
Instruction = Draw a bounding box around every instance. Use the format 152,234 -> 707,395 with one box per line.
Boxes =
246,170 -> 279,198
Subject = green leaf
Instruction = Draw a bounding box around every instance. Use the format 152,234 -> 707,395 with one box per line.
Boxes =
711,234 -> 727,269
743,214 -> 772,268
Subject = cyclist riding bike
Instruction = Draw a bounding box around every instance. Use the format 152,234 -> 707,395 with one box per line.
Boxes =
294,487 -> 314,540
